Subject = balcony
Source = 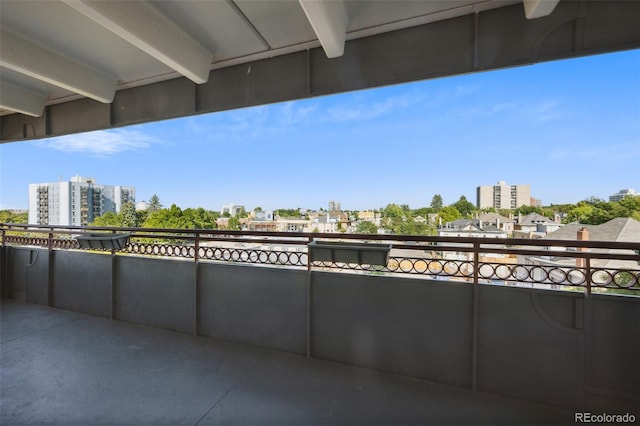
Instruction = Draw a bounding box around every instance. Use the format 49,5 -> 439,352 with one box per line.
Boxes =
1,224 -> 639,423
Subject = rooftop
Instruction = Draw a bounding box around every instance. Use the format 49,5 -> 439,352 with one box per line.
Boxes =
547,217 -> 640,243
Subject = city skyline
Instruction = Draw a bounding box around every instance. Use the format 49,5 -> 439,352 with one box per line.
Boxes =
1,49 -> 639,212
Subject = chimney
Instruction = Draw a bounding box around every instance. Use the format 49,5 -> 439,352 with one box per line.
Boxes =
576,227 -> 589,269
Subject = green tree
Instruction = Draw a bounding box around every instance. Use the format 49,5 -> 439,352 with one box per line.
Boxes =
275,208 -> 299,218
430,194 -> 443,212
412,207 -> 434,218
143,204 -> 188,229
148,194 -> 162,212
618,195 -> 640,221
0,210 -> 28,224
228,216 -> 241,230
438,206 -> 462,224
561,196 -> 640,225
565,203 -> 594,224
382,203 -> 405,221
356,221 -> 378,234
91,212 -> 122,227
453,195 -> 476,217
120,202 -> 138,227
182,207 -> 218,229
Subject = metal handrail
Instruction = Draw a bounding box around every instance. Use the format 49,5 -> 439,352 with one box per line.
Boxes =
2,223 -> 639,294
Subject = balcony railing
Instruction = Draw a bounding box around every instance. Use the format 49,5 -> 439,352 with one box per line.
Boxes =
1,223 -> 639,295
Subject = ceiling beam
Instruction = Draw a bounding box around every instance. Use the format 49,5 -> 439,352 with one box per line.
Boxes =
0,80 -> 47,117
0,29 -> 117,103
63,0 -> 212,84
523,0 -> 560,19
299,0 -> 348,58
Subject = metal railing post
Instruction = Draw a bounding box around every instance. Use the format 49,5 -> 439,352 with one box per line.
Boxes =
585,257 -> 591,298
471,241 -> 480,391
306,236 -> 313,358
194,230 -> 200,336
0,228 -> 5,297
47,230 -> 54,306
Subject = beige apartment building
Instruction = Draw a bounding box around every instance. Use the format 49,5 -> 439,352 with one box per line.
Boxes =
476,181 -> 531,210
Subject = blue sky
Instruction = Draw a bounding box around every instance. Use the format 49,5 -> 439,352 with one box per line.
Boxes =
1,49 -> 639,212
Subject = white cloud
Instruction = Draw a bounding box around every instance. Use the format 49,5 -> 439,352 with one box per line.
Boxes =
280,102 -> 316,126
40,129 -> 157,155
327,92 -> 424,122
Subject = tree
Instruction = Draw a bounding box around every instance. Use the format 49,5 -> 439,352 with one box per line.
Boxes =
356,221 -> 378,234
453,195 -> 475,217
565,203 -> 594,224
91,212 -> 122,227
148,194 -> 162,212
228,216 -> 241,230
430,194 -> 443,212
438,206 -> 462,224
120,202 -> 138,227
275,208 -> 299,218
618,195 -> 640,221
561,196 -> 640,225
182,207 -> 218,229
143,204 -> 188,229
0,210 -> 28,224
412,207 -> 434,218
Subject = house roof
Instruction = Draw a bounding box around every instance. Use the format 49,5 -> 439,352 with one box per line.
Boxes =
478,212 -> 513,223
543,218 -> 640,270
546,217 -> 640,243
518,213 -> 556,225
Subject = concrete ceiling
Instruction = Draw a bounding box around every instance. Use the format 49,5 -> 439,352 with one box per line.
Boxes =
1,0 -> 557,118
1,0 -> 638,143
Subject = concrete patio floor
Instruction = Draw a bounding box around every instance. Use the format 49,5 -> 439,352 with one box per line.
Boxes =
1,299 -> 576,425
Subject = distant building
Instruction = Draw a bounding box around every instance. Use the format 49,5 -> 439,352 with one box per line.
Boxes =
477,212 -> 515,234
609,188 -> 636,202
311,213 -> 339,233
276,218 -> 311,232
530,197 -> 542,207
328,200 -> 341,212
221,203 -> 245,216
438,219 -> 508,262
250,210 -> 274,221
513,213 -> 562,238
28,175 -> 135,226
476,180 -> 531,210
438,219 -> 508,239
246,210 -> 275,231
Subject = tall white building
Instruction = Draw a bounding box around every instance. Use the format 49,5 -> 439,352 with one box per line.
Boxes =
28,175 -> 135,226
476,181 -> 531,210
609,188 -> 636,202
328,200 -> 341,212
221,203 -> 245,216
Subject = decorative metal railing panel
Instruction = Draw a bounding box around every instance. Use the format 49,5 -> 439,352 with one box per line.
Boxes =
2,234 -> 80,250
2,224 -> 639,295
